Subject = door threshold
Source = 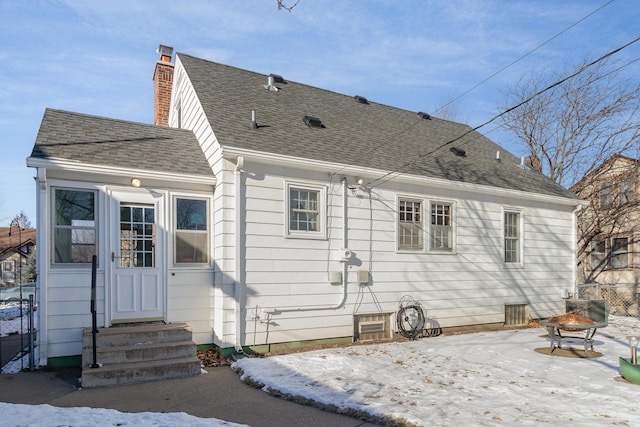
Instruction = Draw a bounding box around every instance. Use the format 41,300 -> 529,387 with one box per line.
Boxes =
111,317 -> 165,326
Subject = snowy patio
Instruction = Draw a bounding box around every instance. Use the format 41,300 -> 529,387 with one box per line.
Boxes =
232,316 -> 640,426
1,311 -> 640,426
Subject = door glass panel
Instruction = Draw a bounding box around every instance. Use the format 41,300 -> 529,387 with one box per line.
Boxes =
120,204 -> 155,268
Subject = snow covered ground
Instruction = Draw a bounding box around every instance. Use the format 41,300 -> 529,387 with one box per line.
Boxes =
2,306 -> 639,426
0,402 -> 247,426
233,316 -> 640,426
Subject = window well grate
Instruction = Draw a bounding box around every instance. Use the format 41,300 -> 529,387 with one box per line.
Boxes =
354,313 -> 392,342
505,304 -> 528,326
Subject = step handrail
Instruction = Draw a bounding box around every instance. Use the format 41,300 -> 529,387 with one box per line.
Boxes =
90,255 -> 99,368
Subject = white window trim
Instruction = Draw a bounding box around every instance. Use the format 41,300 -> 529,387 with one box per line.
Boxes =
397,196 -> 425,253
171,193 -> 213,267
503,207 -> 524,268
285,181 -> 327,240
429,200 -> 456,254
51,186 -> 98,267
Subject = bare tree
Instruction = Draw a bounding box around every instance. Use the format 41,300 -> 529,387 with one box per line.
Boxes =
434,98 -> 465,123
571,155 -> 639,285
277,0 -> 301,12
11,211 -> 32,229
499,58 -> 640,291
498,58 -> 640,188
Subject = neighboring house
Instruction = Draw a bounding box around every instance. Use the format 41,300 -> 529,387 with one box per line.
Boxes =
571,155 -> 639,309
27,45 -> 585,367
0,227 -> 36,287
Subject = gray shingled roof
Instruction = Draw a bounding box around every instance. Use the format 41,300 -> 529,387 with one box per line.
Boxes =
179,53 -> 579,200
30,109 -> 213,177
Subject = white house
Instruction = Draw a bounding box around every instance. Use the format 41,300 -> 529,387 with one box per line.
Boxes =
27,45 -> 585,367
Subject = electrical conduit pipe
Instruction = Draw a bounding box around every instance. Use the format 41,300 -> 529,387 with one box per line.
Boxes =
267,177 -> 349,314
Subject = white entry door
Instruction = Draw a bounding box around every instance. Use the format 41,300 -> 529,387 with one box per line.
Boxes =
109,190 -> 165,324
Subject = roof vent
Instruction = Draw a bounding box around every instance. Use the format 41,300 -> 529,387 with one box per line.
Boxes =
303,115 -> 322,128
269,73 -> 285,83
264,75 -> 279,92
418,112 -> 431,120
354,95 -> 368,104
450,147 -> 466,157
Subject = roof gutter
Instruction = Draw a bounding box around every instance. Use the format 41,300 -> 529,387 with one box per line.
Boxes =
220,146 -> 586,207
26,157 -> 216,187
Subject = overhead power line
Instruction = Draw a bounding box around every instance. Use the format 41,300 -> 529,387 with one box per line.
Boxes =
434,0 -> 614,114
366,35 -> 640,188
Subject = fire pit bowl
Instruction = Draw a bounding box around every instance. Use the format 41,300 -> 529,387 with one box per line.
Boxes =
619,357 -> 640,385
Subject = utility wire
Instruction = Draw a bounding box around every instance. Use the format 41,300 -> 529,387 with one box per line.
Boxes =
366,35 -> 640,188
434,0 -> 614,114
330,1 -> 614,184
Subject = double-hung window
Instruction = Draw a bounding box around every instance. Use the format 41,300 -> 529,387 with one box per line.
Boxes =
175,197 -> 209,264
599,181 -> 615,209
504,210 -> 522,264
589,239 -> 607,270
589,236 -> 630,270
620,177 -> 636,206
430,202 -> 453,252
398,199 -> 423,251
286,182 -> 326,239
611,237 -> 629,269
53,188 -> 97,264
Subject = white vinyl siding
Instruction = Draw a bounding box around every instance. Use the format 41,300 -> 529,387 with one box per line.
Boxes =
237,163 -> 577,348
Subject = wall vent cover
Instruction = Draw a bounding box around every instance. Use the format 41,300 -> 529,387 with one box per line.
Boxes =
354,313 -> 392,342
505,304 -> 528,326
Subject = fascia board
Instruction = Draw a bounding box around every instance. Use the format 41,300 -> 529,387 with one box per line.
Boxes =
221,146 -> 586,207
26,157 -> 216,186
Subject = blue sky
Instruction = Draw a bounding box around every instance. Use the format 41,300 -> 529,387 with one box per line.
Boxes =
1,0 -> 638,226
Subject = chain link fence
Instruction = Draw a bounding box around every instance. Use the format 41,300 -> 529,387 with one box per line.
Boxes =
576,283 -> 640,317
0,283 -> 38,373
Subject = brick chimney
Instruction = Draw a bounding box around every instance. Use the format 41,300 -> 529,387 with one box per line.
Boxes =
153,45 -> 174,126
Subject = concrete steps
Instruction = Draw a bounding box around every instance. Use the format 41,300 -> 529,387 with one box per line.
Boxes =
81,323 -> 201,388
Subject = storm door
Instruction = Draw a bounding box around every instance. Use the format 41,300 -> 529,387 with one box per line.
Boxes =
110,191 -> 164,323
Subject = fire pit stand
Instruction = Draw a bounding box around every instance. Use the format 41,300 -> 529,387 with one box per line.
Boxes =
540,321 -> 607,358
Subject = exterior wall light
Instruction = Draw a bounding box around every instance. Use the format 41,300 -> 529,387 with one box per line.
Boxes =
131,178 -> 141,188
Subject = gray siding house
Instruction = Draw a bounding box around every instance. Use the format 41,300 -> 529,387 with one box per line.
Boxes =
28,46 -> 583,366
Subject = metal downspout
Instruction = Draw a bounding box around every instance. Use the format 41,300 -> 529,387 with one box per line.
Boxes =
234,157 -> 244,353
35,167 -> 47,366
267,177 -> 349,314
